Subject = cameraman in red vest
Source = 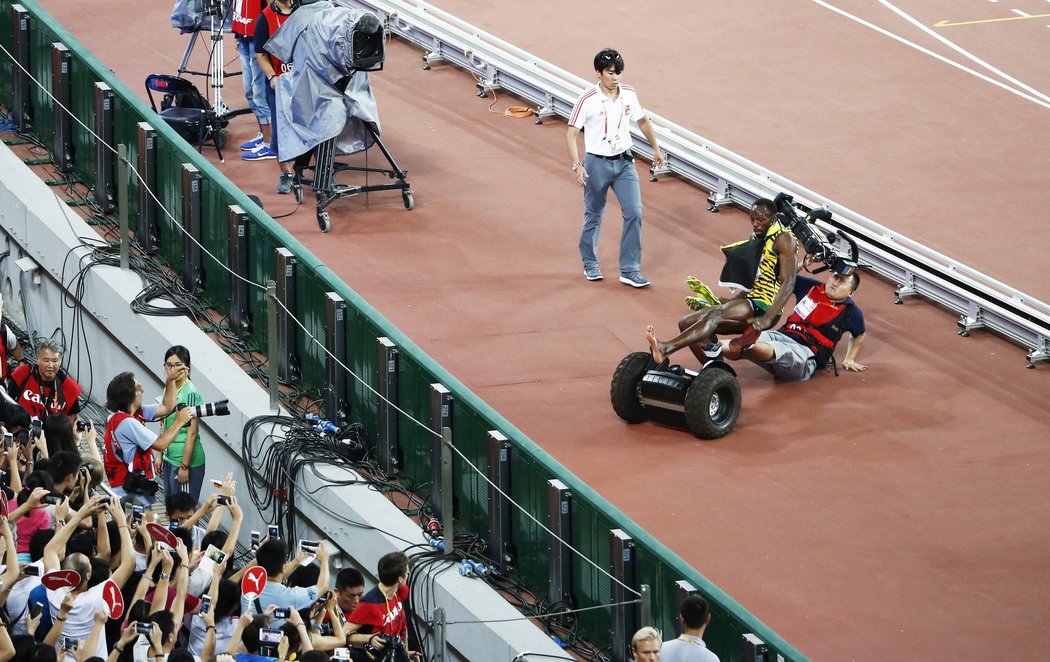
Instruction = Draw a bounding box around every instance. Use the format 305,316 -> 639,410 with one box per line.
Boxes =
721,264 -> 867,381
9,339 -> 81,427
103,371 -> 193,504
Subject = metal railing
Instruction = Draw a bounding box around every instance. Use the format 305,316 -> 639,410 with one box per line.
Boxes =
341,0 -> 1050,368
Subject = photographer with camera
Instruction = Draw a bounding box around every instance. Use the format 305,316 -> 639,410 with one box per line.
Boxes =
344,552 -> 418,662
102,372 -> 193,505
9,339 -> 83,428
719,258 -> 867,380
647,198 -> 798,364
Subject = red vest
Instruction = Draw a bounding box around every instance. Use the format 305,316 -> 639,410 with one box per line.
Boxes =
782,284 -> 856,367
11,365 -> 81,418
260,3 -> 294,74
232,0 -> 265,38
103,411 -> 154,488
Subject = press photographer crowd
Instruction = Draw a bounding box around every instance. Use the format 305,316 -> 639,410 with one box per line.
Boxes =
0,327 -> 426,662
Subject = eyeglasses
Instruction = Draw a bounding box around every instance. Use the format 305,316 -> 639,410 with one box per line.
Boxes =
164,362 -> 186,369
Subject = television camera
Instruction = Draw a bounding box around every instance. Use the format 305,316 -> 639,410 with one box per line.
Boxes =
773,193 -> 859,277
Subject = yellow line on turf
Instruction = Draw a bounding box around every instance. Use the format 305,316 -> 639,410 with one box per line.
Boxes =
934,13 -> 1050,28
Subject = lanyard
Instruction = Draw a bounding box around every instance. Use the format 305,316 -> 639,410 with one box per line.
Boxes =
603,94 -> 625,142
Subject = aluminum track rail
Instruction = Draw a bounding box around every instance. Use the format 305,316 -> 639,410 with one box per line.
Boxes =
337,0 -> 1050,368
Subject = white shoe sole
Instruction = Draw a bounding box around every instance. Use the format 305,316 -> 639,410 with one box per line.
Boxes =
619,276 -> 650,288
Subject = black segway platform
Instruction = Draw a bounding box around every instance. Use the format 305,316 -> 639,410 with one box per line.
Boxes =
611,352 -> 741,439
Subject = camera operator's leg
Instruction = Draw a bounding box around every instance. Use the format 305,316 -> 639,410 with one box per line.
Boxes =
648,299 -> 754,363
726,331 -> 815,381
580,156 -> 612,278
237,37 -> 271,149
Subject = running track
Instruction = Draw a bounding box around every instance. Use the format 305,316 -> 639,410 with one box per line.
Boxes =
43,0 -> 1050,659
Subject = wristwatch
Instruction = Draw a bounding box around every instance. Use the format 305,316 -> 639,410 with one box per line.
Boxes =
571,162 -> 582,172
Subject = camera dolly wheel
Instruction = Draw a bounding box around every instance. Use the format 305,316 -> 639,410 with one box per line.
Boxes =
317,210 -> 331,233
683,366 -> 741,439
610,352 -> 654,423
402,189 -> 414,210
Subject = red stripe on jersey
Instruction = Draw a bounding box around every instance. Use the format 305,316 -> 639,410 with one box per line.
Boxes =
568,88 -> 598,126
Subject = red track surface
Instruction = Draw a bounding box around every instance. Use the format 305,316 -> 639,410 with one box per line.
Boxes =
47,1 -> 1050,660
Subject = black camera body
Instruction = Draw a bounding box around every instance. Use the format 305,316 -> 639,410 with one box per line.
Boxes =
366,635 -> 409,662
774,193 -> 858,277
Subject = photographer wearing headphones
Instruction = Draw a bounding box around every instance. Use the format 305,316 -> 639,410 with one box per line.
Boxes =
721,261 -> 866,380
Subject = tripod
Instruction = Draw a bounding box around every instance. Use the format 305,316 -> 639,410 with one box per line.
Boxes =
176,0 -> 249,119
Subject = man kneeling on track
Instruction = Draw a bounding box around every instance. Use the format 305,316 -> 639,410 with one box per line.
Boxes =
718,265 -> 867,381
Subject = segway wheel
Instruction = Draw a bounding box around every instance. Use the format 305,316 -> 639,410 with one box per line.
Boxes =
683,367 -> 741,439
402,190 -> 415,210
611,352 -> 654,424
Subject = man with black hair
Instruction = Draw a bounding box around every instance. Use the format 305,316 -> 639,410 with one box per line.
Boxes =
345,552 -> 418,659
240,539 -> 330,626
721,269 -> 867,380
236,615 -> 273,662
334,567 -> 365,620
647,199 -> 798,365
41,451 -> 80,496
566,48 -> 665,288
9,339 -> 82,425
661,595 -> 718,662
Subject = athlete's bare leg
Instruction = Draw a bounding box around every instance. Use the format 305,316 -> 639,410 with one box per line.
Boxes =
651,299 -> 756,363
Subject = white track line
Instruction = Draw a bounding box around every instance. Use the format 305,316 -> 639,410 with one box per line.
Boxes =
879,1 -> 1050,105
807,0 -> 1050,110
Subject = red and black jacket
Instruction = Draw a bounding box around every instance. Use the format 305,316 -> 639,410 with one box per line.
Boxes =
781,283 -> 857,368
103,411 -> 153,488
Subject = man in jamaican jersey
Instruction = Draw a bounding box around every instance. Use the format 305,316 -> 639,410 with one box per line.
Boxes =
647,198 -> 797,364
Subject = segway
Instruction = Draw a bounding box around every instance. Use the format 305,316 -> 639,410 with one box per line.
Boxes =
611,352 -> 741,439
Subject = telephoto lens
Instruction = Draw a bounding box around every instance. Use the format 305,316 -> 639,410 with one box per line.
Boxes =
195,400 -> 230,417
176,400 -> 230,418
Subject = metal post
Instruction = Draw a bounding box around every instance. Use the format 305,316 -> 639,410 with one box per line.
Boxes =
486,430 -> 512,572
441,426 -> 454,556
640,584 -> 652,628
741,633 -> 771,662
117,144 -> 129,271
547,478 -> 573,609
433,607 -> 447,662
376,337 -> 400,475
266,280 -> 278,411
609,528 -> 637,662
429,383 -> 452,520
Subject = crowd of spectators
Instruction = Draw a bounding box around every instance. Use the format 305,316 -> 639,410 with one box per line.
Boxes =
0,338 -> 419,662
